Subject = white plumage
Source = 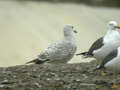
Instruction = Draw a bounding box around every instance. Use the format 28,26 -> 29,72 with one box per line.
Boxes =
26,24 -> 77,64
96,47 -> 120,73
77,21 -> 120,63
94,21 -> 120,62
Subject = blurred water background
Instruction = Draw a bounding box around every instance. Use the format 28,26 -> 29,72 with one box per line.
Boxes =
0,0 -> 120,67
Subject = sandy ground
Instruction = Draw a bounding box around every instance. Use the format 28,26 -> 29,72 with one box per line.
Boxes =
0,1 -> 120,67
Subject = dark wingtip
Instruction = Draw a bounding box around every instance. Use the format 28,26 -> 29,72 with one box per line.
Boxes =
26,58 -> 41,64
26,59 -> 36,64
76,52 -> 87,56
26,58 -> 50,64
76,52 -> 92,57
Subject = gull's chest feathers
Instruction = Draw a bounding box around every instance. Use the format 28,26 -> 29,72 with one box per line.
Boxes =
92,31 -> 120,61
104,31 -> 120,44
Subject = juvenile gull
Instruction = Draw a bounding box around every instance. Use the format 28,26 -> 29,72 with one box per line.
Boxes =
76,21 -> 120,63
26,24 -> 77,64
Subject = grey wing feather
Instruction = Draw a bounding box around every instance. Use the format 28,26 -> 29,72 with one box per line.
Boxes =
97,49 -> 118,69
38,39 -> 76,63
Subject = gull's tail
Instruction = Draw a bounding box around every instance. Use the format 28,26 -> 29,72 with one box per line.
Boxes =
26,58 -> 49,64
76,52 -> 93,58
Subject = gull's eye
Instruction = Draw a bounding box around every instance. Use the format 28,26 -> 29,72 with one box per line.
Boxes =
109,24 -> 114,26
71,26 -> 73,29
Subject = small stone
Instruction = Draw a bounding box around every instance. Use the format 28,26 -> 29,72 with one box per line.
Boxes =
75,79 -> 81,82
34,83 -> 42,88
46,78 -> 51,81
55,77 -> 60,81
0,85 -> 4,88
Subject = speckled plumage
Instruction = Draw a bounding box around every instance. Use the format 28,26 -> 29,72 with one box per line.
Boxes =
38,38 -> 77,63
26,24 -> 77,64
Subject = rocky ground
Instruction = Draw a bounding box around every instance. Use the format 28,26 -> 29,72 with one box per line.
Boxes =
0,60 -> 120,90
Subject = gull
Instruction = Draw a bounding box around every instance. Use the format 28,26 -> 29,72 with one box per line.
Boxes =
95,47 -> 120,89
76,21 -> 120,63
95,47 -> 120,73
26,24 -> 77,64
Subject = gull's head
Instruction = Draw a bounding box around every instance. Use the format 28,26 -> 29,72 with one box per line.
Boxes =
64,24 -> 77,37
107,21 -> 120,30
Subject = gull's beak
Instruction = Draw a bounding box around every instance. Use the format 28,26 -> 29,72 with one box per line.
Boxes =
74,30 -> 77,33
114,25 -> 120,29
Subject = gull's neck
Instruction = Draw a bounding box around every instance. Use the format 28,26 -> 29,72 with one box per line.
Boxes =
106,28 -> 118,35
64,34 -> 75,42
104,29 -> 120,43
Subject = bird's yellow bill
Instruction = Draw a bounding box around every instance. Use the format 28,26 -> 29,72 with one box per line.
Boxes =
114,25 -> 120,29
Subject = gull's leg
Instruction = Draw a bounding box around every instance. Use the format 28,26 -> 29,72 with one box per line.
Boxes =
101,70 -> 106,76
111,72 -> 120,89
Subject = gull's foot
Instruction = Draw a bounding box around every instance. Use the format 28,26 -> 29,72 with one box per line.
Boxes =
112,84 -> 120,89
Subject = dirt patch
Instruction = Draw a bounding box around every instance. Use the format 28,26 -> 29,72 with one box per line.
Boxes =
0,60 -> 119,90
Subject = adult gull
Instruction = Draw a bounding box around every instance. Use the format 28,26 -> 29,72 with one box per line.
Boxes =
95,47 -> 120,89
76,21 -> 120,63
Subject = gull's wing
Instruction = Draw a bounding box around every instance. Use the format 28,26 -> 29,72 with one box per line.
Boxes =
88,37 -> 104,55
